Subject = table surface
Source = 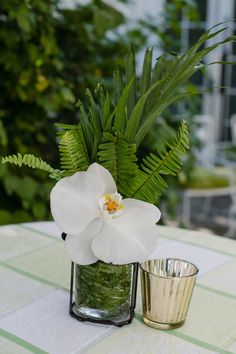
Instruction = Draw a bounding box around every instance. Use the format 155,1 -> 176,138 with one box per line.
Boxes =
0,222 -> 236,354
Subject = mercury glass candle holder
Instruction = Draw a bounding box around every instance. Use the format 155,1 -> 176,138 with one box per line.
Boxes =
140,258 -> 199,330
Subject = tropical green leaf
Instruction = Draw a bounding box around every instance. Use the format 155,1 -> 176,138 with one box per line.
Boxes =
125,91 -> 148,141
125,70 -> 170,141
98,132 -> 137,196
125,54 -> 183,142
134,27 -> 236,146
1,153 -> 62,180
113,67 -> 124,105
103,92 -> 111,127
113,77 -> 135,133
151,52 -> 180,85
77,99 -> 94,158
86,88 -> 102,143
126,121 -> 189,203
95,83 -> 106,129
58,125 -> 90,175
140,47 -> 153,95
125,46 -> 136,117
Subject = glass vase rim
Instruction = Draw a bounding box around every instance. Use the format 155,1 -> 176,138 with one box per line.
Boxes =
74,260 -> 138,267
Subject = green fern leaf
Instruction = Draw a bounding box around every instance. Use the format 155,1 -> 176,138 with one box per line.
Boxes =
1,153 -> 62,180
58,125 -> 90,175
98,132 -> 137,196
127,121 -> 189,203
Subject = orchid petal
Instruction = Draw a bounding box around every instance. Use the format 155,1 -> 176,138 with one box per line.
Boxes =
88,163 -> 117,194
50,171 -> 101,235
92,208 -> 158,264
123,198 -> 161,223
65,218 -> 103,265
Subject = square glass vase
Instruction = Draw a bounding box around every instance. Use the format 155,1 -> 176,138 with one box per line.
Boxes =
69,261 -> 138,327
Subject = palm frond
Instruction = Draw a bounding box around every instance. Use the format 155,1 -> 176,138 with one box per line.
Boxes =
98,132 -> 137,196
140,47 -> 153,95
126,121 -> 189,203
1,153 -> 62,180
78,88 -> 107,160
86,88 -> 102,144
136,32 -> 236,145
58,125 -> 90,175
77,99 -> 94,159
151,53 -> 177,84
125,46 -> 136,117
113,77 -> 135,133
104,77 -> 135,133
122,25 -> 236,146
113,67 -> 124,105
95,83 -> 107,130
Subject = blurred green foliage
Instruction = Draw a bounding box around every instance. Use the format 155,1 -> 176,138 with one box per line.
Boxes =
0,0 -> 133,224
0,0 -> 201,225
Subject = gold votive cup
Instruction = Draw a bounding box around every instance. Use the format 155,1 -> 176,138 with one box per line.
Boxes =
140,258 -> 199,330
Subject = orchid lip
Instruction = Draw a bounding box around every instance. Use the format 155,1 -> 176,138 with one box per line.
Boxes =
98,192 -> 124,219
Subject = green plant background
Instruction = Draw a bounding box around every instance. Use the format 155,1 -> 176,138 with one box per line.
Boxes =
0,0 -> 135,224
0,0 -> 200,225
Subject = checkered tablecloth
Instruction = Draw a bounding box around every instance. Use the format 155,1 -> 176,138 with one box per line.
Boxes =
0,222 -> 236,354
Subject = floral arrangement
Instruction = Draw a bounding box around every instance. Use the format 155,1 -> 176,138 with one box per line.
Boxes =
2,24 -> 234,266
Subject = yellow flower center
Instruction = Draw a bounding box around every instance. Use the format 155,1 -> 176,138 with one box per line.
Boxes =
104,196 -> 120,212
98,193 -> 124,218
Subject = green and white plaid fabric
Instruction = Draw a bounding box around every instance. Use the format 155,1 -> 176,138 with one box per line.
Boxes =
0,222 -> 236,354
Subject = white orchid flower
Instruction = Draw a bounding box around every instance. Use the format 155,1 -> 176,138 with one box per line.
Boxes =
50,163 -> 161,265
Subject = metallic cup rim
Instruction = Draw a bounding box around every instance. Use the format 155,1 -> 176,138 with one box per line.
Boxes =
140,258 -> 199,279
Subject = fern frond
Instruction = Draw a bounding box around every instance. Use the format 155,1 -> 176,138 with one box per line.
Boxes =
58,125 -> 90,175
1,153 -> 62,180
98,132 -> 137,196
126,121 -> 189,203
